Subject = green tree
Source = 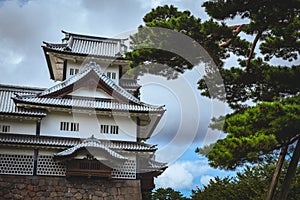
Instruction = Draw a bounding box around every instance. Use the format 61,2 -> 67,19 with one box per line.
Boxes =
151,187 -> 186,200
198,1 -> 300,199
126,2 -> 300,199
126,5 -> 249,78
191,162 -> 300,200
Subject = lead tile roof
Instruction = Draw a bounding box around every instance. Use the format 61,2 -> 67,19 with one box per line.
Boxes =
0,85 -> 46,117
0,133 -> 157,151
43,31 -> 127,58
13,62 -> 165,112
54,136 -> 127,160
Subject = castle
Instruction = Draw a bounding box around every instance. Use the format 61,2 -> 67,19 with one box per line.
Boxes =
0,31 -> 167,199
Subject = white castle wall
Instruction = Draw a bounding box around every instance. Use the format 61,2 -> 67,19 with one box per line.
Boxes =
0,119 -> 36,135
40,112 -> 137,141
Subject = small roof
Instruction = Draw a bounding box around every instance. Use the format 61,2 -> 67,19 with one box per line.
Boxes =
0,85 -> 46,117
13,62 -> 165,113
43,30 -> 127,58
54,135 -> 127,161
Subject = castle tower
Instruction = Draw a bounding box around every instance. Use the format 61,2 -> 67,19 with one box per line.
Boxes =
0,31 -> 167,199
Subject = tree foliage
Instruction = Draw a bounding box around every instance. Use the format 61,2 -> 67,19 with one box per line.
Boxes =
151,187 -> 186,200
127,1 -> 300,199
191,162 -> 300,200
126,5 -> 249,78
199,96 -> 300,169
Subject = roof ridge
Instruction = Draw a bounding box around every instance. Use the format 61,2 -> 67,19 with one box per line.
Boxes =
61,30 -> 126,42
0,84 -> 45,92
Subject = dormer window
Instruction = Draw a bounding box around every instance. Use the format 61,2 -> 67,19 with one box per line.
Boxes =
107,72 -> 116,80
70,68 -> 79,76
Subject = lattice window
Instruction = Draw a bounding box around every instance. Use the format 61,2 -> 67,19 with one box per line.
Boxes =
37,155 -> 66,176
0,154 -> 34,175
112,159 -> 136,179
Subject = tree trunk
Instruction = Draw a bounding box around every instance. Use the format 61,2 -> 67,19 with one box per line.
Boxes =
246,31 -> 262,72
278,139 -> 300,200
266,145 -> 288,200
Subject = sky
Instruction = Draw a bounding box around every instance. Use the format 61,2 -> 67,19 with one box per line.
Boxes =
0,0 -> 233,197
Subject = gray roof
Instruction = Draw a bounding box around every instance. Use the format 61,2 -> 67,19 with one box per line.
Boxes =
0,85 -> 46,117
14,96 -> 162,112
54,136 -> 127,160
119,79 -> 141,89
0,133 -> 157,151
13,62 -> 165,112
43,30 -> 127,58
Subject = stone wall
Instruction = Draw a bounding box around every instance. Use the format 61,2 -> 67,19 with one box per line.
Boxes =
0,175 -> 142,200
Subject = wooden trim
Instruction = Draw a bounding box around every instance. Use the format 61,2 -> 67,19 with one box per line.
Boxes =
35,119 -> 41,136
33,149 -> 38,176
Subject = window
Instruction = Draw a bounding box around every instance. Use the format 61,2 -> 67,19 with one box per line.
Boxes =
70,68 -> 74,75
110,125 -> 119,134
100,125 -> 109,134
0,125 -> 10,133
70,68 -> 79,75
60,122 -> 79,132
107,72 -> 116,80
70,122 -> 79,132
100,125 -> 118,134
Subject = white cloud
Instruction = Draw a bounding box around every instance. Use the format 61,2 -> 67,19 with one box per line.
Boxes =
154,159 -> 211,190
200,175 -> 214,186
155,162 -> 194,190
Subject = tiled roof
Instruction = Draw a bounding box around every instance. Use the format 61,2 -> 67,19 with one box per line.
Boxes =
14,96 -> 163,112
0,133 -> 157,151
0,85 -> 47,117
13,62 -> 165,112
119,79 -> 141,89
54,136 -> 127,160
149,159 -> 167,169
43,31 -> 127,58
40,62 -> 141,104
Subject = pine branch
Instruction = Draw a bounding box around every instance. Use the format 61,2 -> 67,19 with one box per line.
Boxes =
219,24 -> 248,48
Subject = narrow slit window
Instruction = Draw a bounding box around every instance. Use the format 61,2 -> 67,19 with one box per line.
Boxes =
70,68 -> 74,75
100,125 -> 110,134
2,125 -> 10,133
110,125 -> 118,134
60,122 -> 79,132
111,72 -> 116,79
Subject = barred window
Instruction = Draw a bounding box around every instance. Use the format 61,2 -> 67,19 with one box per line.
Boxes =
110,125 -> 118,134
60,122 -> 79,132
0,125 -> 10,133
100,125 -> 118,134
100,125 -> 109,134
70,68 -> 79,75
107,72 -> 116,80
70,68 -> 74,75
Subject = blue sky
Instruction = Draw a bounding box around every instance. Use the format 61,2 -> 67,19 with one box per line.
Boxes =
0,0 -> 237,197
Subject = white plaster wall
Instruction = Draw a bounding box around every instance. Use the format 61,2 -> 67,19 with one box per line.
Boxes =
0,119 -> 36,135
69,87 -> 113,99
0,148 -> 34,155
40,112 -> 136,141
105,64 -> 119,84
